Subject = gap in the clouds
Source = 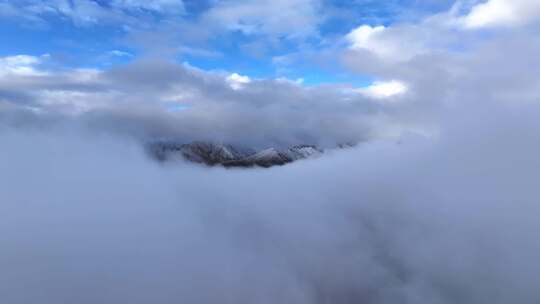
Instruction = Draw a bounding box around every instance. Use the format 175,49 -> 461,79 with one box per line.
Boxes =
301,73 -> 373,87
182,30 -> 373,87
166,104 -> 191,113
320,0 -> 398,36
185,55 -> 372,88
184,56 -> 275,80
321,0 -> 457,36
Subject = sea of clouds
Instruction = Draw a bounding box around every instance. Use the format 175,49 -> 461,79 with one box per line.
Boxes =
1,100 -> 539,304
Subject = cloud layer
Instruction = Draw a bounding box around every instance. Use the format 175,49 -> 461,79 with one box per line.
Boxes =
1,98 -> 540,303
0,54 -> 420,148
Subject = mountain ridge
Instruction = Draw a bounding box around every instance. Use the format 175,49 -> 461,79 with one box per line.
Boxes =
146,141 -> 348,168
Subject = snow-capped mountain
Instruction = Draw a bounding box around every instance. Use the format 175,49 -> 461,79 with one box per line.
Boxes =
146,141 -> 327,168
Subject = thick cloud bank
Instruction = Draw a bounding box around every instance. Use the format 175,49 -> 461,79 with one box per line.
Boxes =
1,101 -> 539,304
0,58 -> 402,149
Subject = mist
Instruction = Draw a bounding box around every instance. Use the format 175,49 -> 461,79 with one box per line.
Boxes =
1,100 -> 539,304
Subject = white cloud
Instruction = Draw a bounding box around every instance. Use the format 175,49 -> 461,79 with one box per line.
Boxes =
462,0 -> 540,29
346,25 -> 386,51
0,55 -> 46,76
351,80 -> 408,99
345,0 -> 540,65
226,73 -> 251,90
346,25 -> 428,62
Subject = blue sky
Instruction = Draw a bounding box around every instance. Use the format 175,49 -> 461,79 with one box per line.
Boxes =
0,0 -> 455,85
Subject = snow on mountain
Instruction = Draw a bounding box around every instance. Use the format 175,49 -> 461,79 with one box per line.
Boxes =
285,145 -> 323,160
146,142 -> 332,168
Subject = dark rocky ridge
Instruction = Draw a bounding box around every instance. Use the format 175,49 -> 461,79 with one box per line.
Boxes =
146,141 -> 330,168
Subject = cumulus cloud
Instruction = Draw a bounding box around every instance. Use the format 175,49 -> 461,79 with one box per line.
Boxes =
345,21 -> 448,63
462,0 -> 540,29
344,0 -> 540,66
345,25 -> 407,61
343,0 -> 540,102
0,56 -> 418,148
226,73 -> 251,90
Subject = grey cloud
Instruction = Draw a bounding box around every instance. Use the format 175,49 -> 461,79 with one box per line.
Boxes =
0,89 -> 36,106
341,16 -> 540,116
0,58 -> 403,148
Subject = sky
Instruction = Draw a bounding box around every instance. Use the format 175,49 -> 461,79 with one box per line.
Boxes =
0,0 -> 456,85
3,0 -> 540,148
2,1 -> 540,303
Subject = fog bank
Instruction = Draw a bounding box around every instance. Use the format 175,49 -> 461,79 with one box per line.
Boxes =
1,102 -> 539,304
